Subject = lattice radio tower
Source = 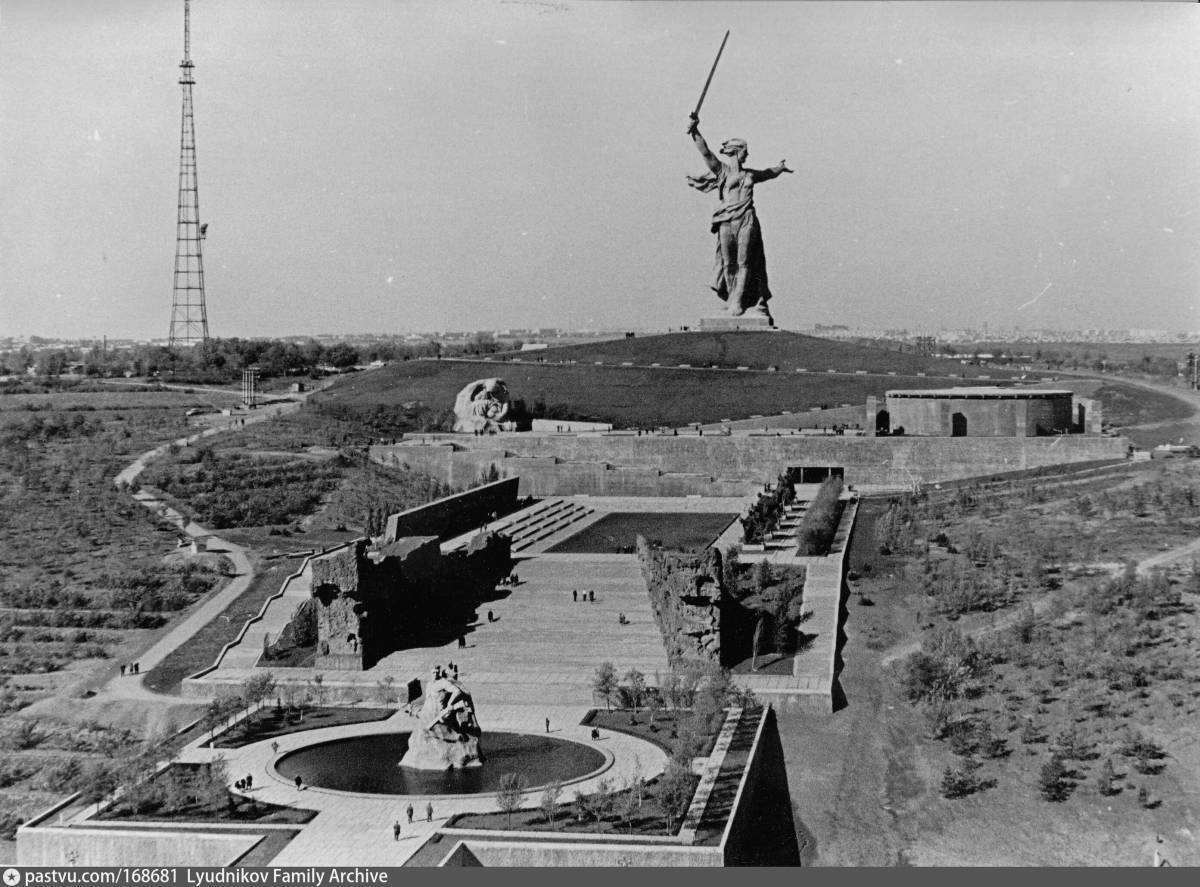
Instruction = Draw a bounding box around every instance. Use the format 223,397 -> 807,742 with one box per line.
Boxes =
169,0 -> 210,348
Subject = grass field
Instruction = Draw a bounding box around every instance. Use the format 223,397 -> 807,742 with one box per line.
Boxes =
0,392 -> 232,700
207,706 -> 394,749
314,361 -> 987,430
311,333 -> 1195,433
497,331 -> 1016,377
0,391 -> 239,412
546,512 -> 737,554
0,389 -> 251,844
326,367 -> 1193,437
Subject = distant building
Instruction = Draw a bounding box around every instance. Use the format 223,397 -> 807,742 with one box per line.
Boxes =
868,387 -> 1100,437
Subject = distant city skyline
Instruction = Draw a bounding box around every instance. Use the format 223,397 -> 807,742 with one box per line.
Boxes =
5,322 -> 1199,350
1,1 -> 1198,340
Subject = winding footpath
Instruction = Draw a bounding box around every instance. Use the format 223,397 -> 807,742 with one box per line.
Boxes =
98,399 -> 304,705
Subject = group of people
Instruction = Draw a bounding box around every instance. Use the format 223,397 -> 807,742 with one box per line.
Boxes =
571,589 -> 596,603
433,662 -> 459,682
393,802 -> 436,839
234,774 -> 254,792
119,662 -> 141,676
498,572 -> 519,587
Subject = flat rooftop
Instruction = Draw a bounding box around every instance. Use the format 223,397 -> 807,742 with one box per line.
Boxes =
886,387 -> 1074,399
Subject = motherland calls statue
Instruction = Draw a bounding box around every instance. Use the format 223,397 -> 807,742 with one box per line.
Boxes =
452,378 -> 513,434
399,673 -> 484,770
687,113 -> 792,321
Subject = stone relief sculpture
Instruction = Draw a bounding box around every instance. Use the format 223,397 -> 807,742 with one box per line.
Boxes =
452,378 -> 513,433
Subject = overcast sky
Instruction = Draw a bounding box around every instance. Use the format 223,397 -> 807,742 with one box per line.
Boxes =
1,0 -> 1198,340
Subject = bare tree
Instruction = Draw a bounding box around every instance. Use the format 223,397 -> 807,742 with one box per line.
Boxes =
656,760 -> 694,834
623,668 -> 647,723
496,773 -> 528,829
539,782 -> 562,825
592,662 -> 619,712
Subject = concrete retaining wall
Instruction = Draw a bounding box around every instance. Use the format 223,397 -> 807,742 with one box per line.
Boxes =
384,476 -> 518,541
18,826 -> 262,867
439,838 -> 723,867
701,405 -> 866,433
373,434 -> 1126,496
434,708 -> 780,867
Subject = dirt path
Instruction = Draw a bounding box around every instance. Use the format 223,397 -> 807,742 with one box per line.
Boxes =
878,593 -> 1056,668
1135,537 -> 1200,576
93,412 -> 295,706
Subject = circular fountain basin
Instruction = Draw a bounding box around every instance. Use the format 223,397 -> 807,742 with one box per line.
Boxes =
274,731 -> 607,796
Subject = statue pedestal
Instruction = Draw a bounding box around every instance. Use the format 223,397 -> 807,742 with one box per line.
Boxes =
402,724 -> 483,770
698,314 -> 775,332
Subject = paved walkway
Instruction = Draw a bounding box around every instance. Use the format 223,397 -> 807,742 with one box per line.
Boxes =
99,391 -> 322,704
195,551 -> 673,708
153,705 -> 664,866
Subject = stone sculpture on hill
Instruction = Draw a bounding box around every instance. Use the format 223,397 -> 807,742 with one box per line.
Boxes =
400,674 -> 484,770
453,378 -> 513,434
687,113 -> 792,321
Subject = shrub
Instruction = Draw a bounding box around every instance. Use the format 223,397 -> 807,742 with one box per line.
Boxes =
1096,758 -> 1119,797
655,760 -> 694,834
795,476 -> 844,555
941,757 -> 989,799
1038,755 -> 1072,802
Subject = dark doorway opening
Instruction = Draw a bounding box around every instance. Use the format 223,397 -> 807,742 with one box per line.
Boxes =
795,466 -> 846,484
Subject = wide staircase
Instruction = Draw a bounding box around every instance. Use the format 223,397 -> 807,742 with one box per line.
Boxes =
486,498 -> 596,553
766,502 -> 806,550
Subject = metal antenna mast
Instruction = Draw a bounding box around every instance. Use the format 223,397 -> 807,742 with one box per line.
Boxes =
169,0 -> 210,348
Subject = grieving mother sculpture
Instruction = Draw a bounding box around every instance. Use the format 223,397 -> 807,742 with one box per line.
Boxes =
687,112 -> 792,321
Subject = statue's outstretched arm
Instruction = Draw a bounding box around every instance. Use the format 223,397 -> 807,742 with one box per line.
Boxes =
752,160 -> 794,183
688,114 -> 721,174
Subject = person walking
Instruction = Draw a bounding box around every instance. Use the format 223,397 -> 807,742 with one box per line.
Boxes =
572,589 -> 578,602
393,820 -> 401,841
294,775 -> 303,791
406,803 -> 414,824
426,801 -> 434,822
545,717 -> 550,733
